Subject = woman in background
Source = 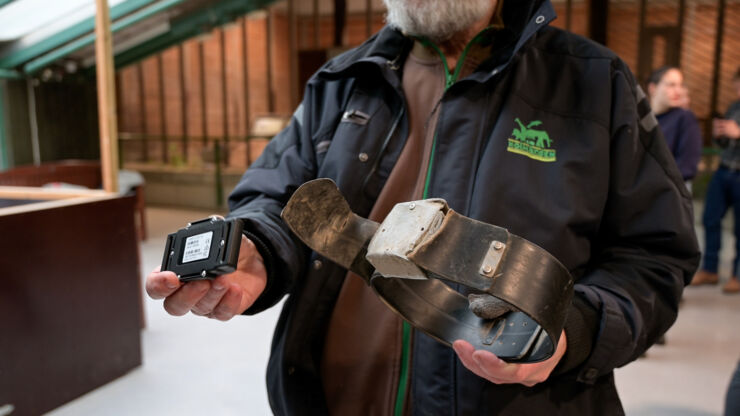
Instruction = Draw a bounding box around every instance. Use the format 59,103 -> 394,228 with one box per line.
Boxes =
647,66 -> 703,192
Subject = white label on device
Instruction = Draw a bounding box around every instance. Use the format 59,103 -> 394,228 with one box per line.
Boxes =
182,231 -> 213,263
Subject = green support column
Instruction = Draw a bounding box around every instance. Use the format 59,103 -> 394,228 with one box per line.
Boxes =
0,81 -> 9,170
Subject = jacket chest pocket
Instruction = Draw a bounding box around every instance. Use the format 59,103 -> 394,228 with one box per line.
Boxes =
317,88 -> 399,194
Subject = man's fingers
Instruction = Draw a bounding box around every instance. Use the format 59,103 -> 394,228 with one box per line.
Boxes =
145,270 -> 181,300
453,340 -> 534,385
472,350 -> 518,380
190,276 -> 229,316
452,340 -> 492,380
150,231 -> 267,321
210,283 -> 245,321
163,280 -> 210,316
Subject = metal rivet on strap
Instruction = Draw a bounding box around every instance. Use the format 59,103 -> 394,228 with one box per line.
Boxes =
313,259 -> 323,270
358,152 -> 369,162
493,241 -> 504,250
536,15 -> 545,24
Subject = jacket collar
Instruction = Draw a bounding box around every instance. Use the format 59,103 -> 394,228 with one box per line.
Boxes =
318,0 -> 555,83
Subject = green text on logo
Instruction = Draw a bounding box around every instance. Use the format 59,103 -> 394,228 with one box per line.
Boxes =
507,118 -> 556,162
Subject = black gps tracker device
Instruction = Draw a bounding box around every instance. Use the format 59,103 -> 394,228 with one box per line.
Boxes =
161,216 -> 244,282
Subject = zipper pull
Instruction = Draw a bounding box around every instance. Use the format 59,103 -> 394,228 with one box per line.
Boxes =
342,109 -> 371,125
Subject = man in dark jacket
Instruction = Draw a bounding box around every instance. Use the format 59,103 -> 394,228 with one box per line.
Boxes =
146,0 -> 700,414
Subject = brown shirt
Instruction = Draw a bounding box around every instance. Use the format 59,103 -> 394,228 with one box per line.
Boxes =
320,41 -> 485,415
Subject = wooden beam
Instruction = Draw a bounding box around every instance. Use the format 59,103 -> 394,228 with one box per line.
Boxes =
334,0 -> 346,47
289,0 -> 298,109
242,17 -> 252,164
677,0 -> 685,68
220,28 -> 229,165
137,63 -> 149,162
313,0 -> 320,48
710,0 -> 727,117
266,10 -> 275,113
95,0 -> 120,193
157,53 -> 168,164
199,39 -> 208,144
178,44 -> 189,162
0,186 -> 110,200
589,0 -> 608,45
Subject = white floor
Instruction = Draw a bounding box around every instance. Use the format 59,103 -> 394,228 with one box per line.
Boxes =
46,204 -> 740,416
48,207 -> 281,416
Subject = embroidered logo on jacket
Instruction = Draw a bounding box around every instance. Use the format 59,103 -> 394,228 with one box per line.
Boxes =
507,118 -> 556,162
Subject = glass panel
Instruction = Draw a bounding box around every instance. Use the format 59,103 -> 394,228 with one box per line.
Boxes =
0,0 -> 126,42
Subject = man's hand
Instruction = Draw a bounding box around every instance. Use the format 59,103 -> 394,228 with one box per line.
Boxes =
713,119 -> 740,139
145,235 -> 267,321
452,330 -> 568,387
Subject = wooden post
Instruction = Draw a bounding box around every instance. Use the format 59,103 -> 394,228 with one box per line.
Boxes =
289,0 -> 298,109
95,0 -> 119,193
334,0 -> 346,47
710,0 -> 727,118
137,63 -> 149,162
178,44 -> 189,162
242,17 -> 252,165
313,0 -> 320,48
157,54 -> 168,164
588,0 -> 608,45
266,10 -> 275,113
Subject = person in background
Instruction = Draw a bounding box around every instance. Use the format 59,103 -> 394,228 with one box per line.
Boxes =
647,66 -> 702,192
692,67 -> 740,294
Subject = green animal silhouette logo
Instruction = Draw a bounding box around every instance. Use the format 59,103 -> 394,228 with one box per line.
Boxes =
508,118 -> 556,162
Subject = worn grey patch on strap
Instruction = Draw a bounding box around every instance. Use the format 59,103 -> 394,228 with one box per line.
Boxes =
468,293 -> 516,319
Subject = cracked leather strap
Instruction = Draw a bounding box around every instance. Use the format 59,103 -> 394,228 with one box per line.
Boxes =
281,179 -> 574,363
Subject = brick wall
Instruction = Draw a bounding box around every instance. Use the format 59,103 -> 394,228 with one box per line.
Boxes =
604,1 -> 740,123
118,9 -> 296,170
117,1 -> 740,169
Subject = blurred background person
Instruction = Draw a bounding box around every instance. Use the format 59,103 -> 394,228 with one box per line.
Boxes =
647,66 -> 702,192
692,67 -> 740,294
644,68 -> 702,346
679,85 -> 691,110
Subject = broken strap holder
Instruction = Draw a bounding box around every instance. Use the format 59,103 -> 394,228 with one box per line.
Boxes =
281,179 -> 574,363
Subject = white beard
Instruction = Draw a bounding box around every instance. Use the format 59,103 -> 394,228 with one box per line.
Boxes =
383,0 -> 494,43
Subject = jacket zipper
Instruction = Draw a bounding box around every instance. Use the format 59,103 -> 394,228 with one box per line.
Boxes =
393,33 -> 485,416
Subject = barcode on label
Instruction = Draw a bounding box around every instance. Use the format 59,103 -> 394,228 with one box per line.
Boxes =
182,231 -> 213,263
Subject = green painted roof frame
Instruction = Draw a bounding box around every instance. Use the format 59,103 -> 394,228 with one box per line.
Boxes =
0,68 -> 21,79
111,0 -> 276,69
0,81 -> 9,169
0,0 -> 279,77
0,0 -> 165,69
23,0 -> 184,74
